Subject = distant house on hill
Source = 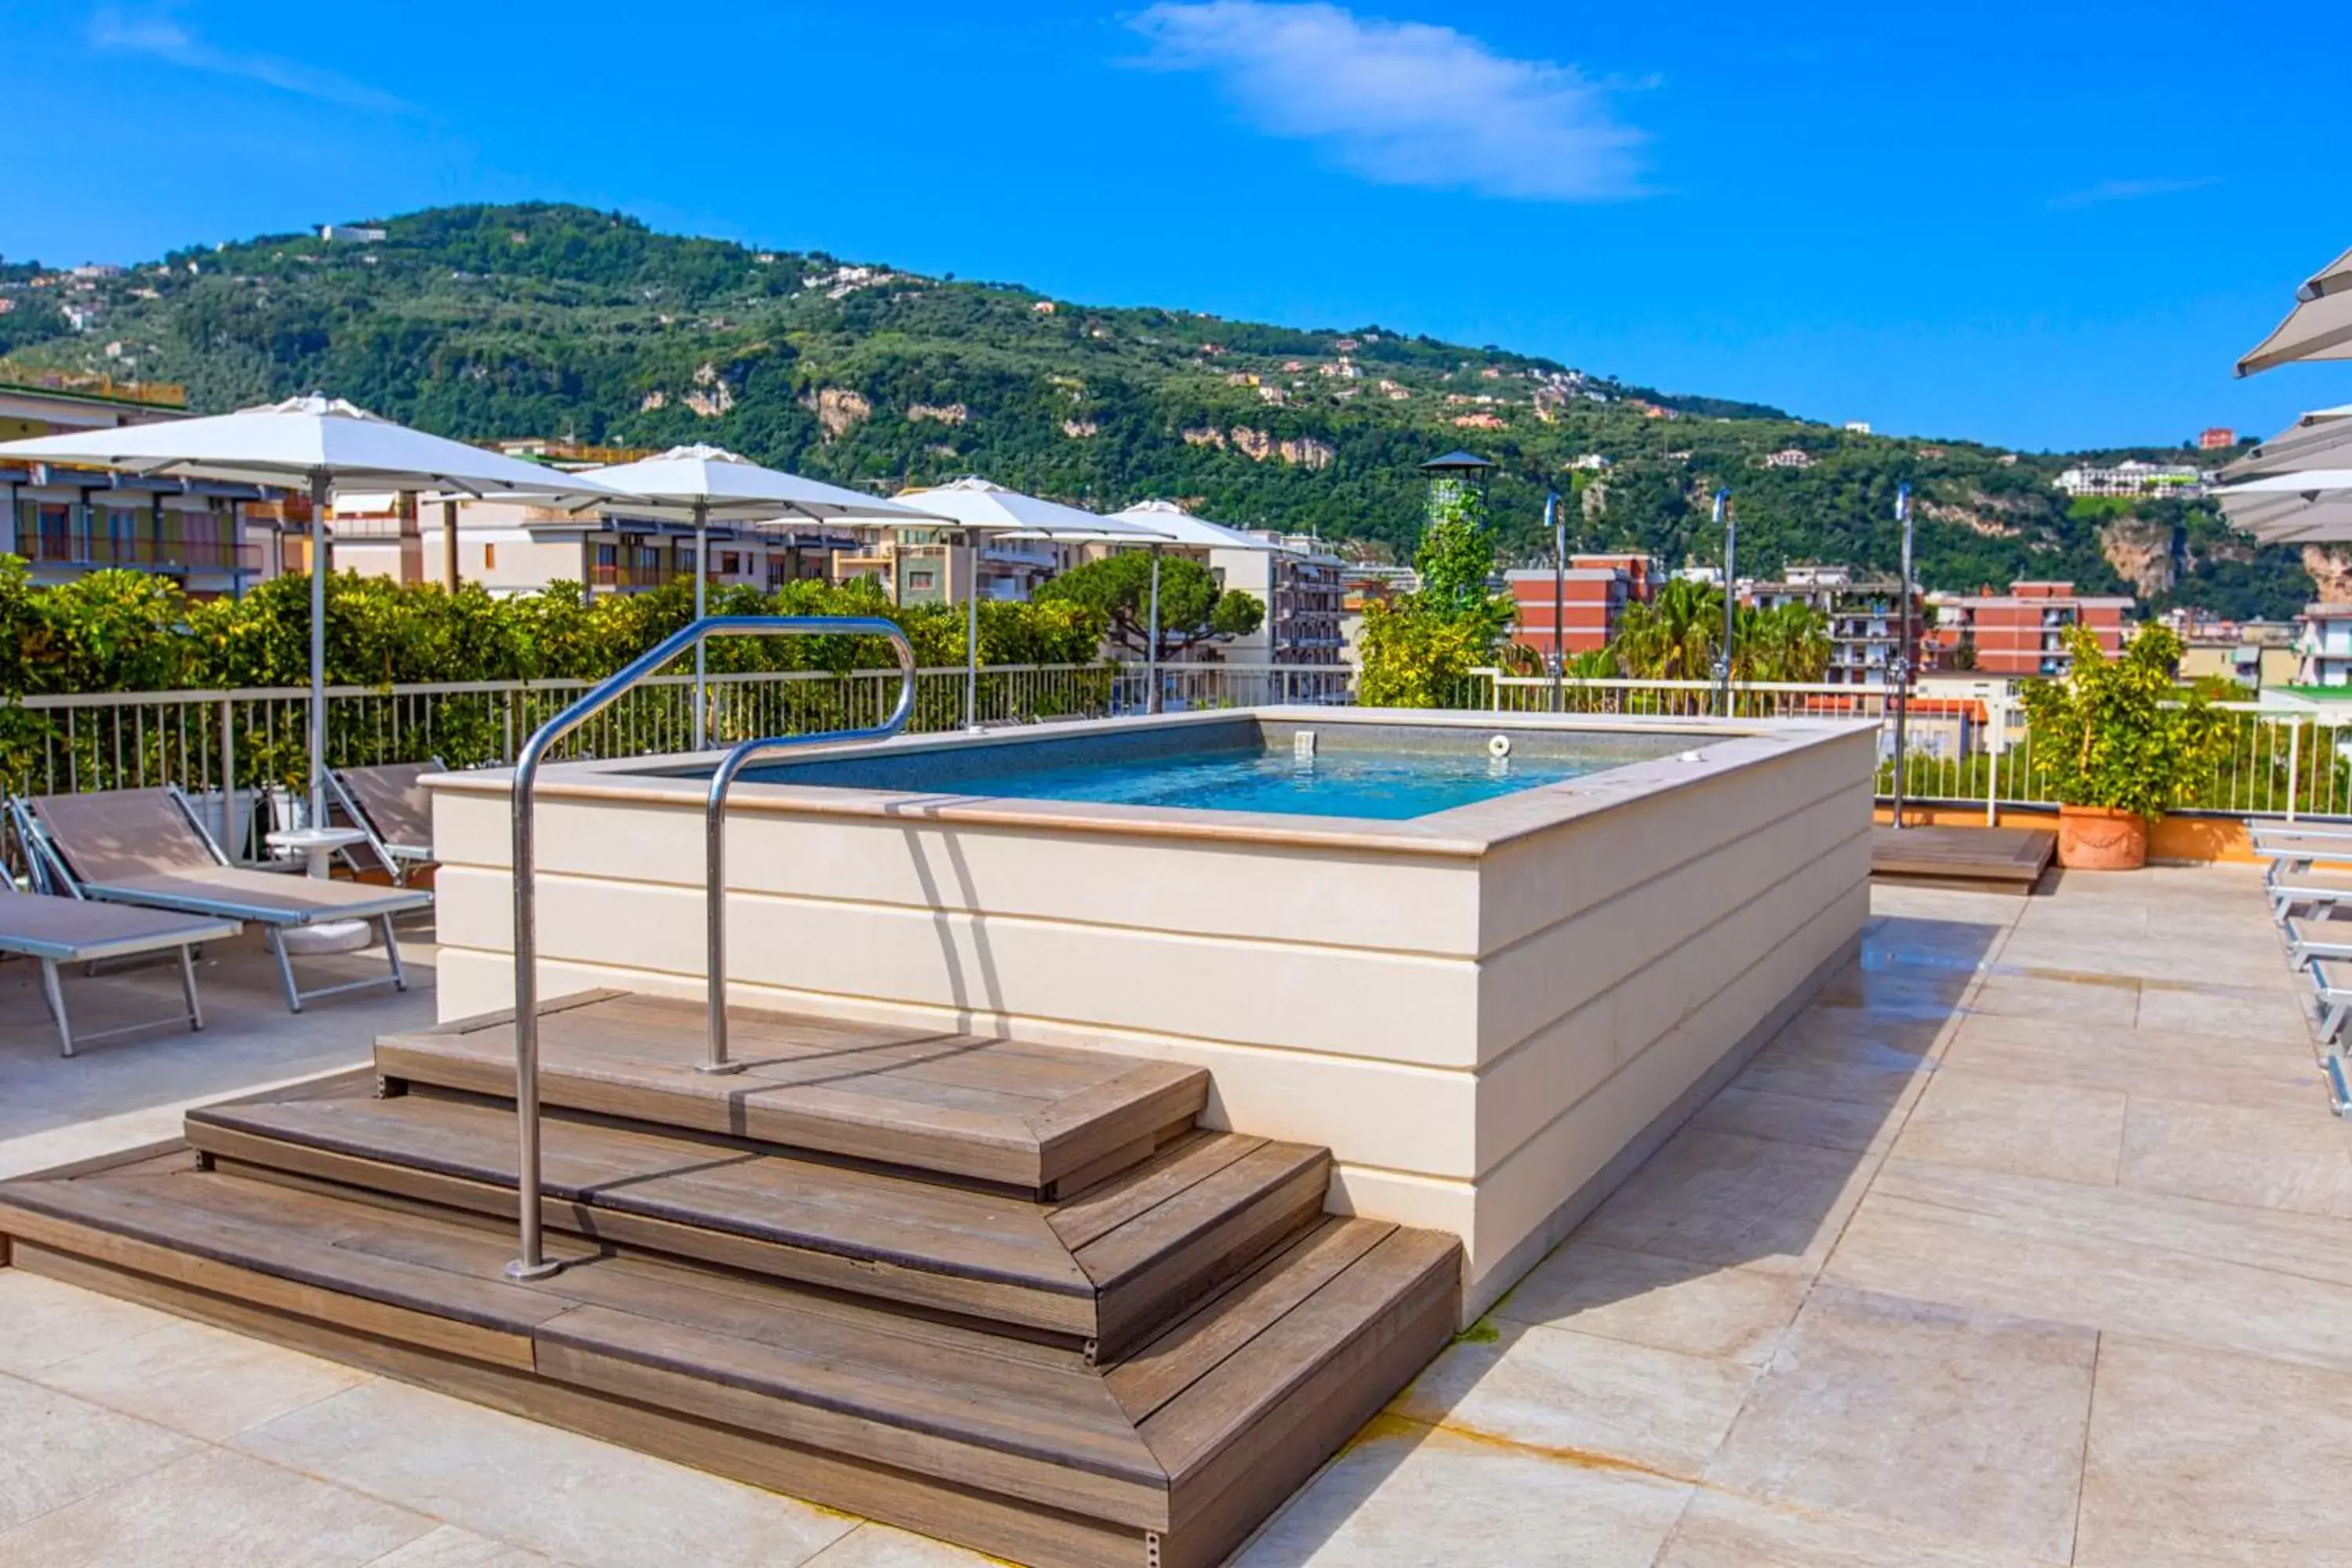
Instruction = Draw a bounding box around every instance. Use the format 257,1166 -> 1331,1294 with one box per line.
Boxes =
1762,448 -> 1817,470
318,223 -> 387,243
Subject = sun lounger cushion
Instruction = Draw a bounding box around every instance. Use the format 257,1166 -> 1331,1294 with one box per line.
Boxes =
336,762 -> 436,856
79,867 -> 429,927
31,788 -> 223,882
0,895 -> 238,964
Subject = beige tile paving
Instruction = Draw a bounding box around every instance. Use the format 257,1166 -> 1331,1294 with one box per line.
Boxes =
1893,1071 -> 2127,1185
1658,1489 -> 2058,1566
0,1272 -> 178,1378
1573,1129 -> 1878,1276
232,1380 -> 857,1568
0,1444 -> 434,1568
1395,1320 -> 1756,1480
30,1317 -> 371,1443
1824,1156 -> 2352,1372
1703,1286 -> 2095,1563
0,1373 -> 195,1535
2074,1336 -> 2352,1566
2118,1094 -> 2352,1216
1493,1241 -> 1807,1368
799,1524 -> 996,1567
365,1526 -> 572,1568
1232,1417 -> 1693,1567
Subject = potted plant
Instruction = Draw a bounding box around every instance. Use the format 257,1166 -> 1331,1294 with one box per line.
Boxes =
2020,622 -> 2216,869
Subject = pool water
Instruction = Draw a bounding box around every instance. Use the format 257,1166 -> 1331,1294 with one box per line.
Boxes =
826,744 -> 1614,821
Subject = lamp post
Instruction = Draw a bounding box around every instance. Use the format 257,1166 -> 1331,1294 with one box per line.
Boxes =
1546,488 -> 1564,712
1890,482 -> 1914,830
1712,488 -> 1734,717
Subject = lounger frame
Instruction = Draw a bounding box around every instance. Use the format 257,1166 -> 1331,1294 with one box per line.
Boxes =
10,788 -> 426,1013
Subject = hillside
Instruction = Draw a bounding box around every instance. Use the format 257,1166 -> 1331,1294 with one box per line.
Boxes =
0,202 -> 2317,617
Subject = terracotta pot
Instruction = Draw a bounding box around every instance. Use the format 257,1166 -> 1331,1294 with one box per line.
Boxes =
2056,804 -> 2148,870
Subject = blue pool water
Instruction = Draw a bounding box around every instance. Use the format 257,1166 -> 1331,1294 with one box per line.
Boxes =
946,748 -> 1598,819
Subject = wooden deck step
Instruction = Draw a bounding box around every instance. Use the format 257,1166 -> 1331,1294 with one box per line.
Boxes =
0,1159 -> 1460,1568
1871,823 -> 2054,892
376,992 -> 1209,1195
187,1091 -> 1330,1359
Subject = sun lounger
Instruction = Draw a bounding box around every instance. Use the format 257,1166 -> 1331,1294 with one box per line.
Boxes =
2266,864 -> 2352,924
0,880 -> 240,1056
325,759 -> 441,883
2284,910 -> 2352,967
12,786 -> 431,1013
2252,827 -> 2352,889
2307,958 -> 2352,1116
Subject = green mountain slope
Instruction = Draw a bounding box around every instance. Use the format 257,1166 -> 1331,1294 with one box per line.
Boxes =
0,202 -> 2313,616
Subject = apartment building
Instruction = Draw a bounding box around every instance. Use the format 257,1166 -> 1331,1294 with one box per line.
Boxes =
1206,532 -> 1345,666
1506,553 -> 1660,660
331,493 -> 846,597
828,526 -> 1069,607
2053,461 -> 2209,499
1744,565 -> 1924,687
2296,604 -> 2352,688
1933,581 -> 2133,677
0,378 -> 271,597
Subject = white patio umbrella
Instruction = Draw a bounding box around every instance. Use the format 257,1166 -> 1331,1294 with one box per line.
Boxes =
2238,248 -> 2352,376
2222,405 -> 2352,484
573,446 -> 940,746
2216,464 -> 2352,544
891,478 -> 1174,724
0,396 -> 630,827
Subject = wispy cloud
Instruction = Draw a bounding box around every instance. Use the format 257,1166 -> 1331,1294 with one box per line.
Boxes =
1130,2 -> 1646,201
90,5 -> 412,114
2047,176 -> 2219,211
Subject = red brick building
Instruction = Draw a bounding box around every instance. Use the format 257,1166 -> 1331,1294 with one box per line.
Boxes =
2198,426 -> 2237,452
1933,581 -> 2132,677
1507,554 -> 1659,659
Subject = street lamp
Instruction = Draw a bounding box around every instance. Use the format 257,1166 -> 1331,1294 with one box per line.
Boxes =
1417,449 -> 1497,495
1890,482 -> 1915,829
1711,488 -> 1734,717
1546,488 -> 1563,712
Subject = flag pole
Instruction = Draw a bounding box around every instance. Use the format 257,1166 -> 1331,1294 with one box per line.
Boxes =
1891,482 -> 1914,830
1713,488 -> 1734,717
1547,489 -> 1563,713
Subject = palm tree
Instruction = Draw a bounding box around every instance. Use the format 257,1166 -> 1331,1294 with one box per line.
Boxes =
1613,578 -> 1722,681
1733,602 -> 1832,683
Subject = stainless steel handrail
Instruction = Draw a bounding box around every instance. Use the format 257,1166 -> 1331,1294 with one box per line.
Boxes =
702,618 -> 918,1076
503,614 -> 910,1280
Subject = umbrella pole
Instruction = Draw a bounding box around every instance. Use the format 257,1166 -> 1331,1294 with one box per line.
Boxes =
309,470 -> 329,829
693,503 -> 709,750
1146,547 -> 1163,716
966,532 -> 980,731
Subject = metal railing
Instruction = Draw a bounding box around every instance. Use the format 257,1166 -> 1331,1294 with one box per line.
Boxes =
504,615 -> 926,1279
1473,670 -> 2352,823
703,621 -> 919,1076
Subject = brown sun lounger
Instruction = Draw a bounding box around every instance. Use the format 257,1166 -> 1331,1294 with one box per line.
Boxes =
0,880 -> 240,1056
13,786 -> 430,1013
325,759 -> 440,882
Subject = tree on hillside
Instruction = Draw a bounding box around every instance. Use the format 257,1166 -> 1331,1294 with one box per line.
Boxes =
1033,552 -> 1263,656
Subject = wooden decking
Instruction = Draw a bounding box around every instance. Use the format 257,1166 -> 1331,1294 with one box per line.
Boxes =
0,991 -> 1461,1568
1871,824 -> 2055,893
377,991 -> 1211,1194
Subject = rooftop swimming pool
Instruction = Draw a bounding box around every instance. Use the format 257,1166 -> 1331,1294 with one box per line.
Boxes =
712,720 -> 1691,822
434,706 -> 1876,1318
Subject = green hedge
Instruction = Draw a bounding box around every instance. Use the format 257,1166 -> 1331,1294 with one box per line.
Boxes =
0,559 -> 1109,695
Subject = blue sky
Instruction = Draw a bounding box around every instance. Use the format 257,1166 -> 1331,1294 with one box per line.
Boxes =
7,0 -> 2345,452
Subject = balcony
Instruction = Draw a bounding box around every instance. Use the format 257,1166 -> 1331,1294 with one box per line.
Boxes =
589,562 -> 690,590
18,533 -> 260,573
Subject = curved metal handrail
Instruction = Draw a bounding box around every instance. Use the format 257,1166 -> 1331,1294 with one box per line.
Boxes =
702,619 -> 917,1076
503,614 -> 913,1279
